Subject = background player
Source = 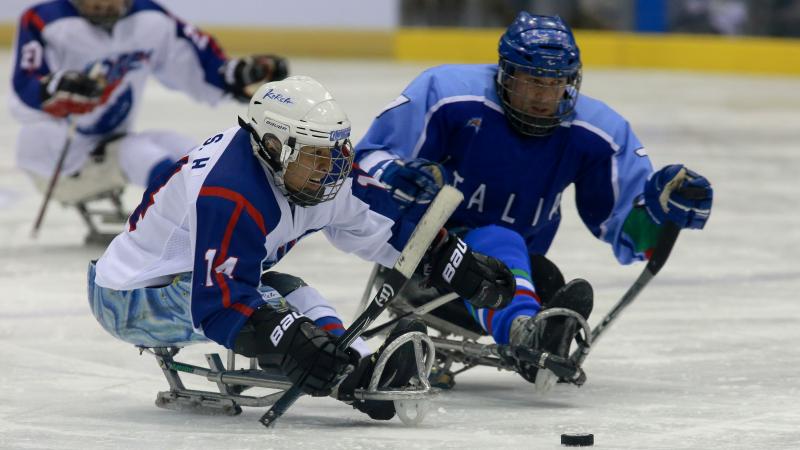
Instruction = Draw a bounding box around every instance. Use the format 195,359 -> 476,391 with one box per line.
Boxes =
88,76 -> 514,420
10,0 -> 288,216
354,12 -> 714,385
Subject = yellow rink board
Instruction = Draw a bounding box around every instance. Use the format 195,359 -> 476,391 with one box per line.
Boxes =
1,23 -> 798,75
394,28 -> 800,76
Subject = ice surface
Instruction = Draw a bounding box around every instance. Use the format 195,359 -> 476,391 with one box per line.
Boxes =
1,53 -> 799,449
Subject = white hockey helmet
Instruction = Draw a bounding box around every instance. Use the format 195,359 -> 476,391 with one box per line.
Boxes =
239,76 -> 353,207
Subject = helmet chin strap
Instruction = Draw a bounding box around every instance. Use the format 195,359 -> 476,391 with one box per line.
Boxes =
279,137 -> 299,167
238,116 -> 290,191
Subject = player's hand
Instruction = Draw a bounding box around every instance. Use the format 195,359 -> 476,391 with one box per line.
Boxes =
224,54 -> 289,101
380,159 -> 447,207
643,164 -> 713,229
40,70 -> 105,117
426,231 -> 515,309
260,309 -> 355,396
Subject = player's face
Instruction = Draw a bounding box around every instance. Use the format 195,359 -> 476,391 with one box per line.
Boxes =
507,72 -> 568,117
73,0 -> 129,24
282,146 -> 335,195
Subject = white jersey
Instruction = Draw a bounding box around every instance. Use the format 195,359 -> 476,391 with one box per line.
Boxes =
9,0 -> 231,176
11,0 -> 229,132
95,125 -> 411,347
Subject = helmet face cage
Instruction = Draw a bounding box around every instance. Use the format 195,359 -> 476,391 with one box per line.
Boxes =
265,135 -> 354,207
70,0 -> 132,28
496,13 -> 582,137
246,76 -> 354,207
497,58 -> 582,137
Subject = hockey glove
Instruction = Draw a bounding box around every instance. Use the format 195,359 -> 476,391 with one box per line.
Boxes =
238,306 -> 357,397
224,54 -> 289,101
41,70 -> 105,117
380,159 -> 447,207
643,164 -> 713,229
426,231 -> 515,309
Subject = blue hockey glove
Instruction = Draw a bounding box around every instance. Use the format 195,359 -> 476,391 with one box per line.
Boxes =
643,164 -> 713,229
380,159 -> 447,207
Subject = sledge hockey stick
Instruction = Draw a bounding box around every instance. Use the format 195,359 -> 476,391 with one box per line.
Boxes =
361,292 -> 460,339
259,185 -> 464,428
31,63 -> 107,238
571,220 -> 681,366
571,183 -> 710,364
31,120 -> 77,238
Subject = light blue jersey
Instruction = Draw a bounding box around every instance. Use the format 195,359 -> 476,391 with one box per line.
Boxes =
355,64 -> 654,342
356,64 -> 653,264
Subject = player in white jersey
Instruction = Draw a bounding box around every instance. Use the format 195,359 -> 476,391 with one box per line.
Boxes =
88,76 -> 515,420
10,0 -> 288,213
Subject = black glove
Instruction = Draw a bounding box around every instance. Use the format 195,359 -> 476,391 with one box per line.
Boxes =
41,70 -> 105,117
224,54 -> 289,101
239,306 -> 356,397
426,232 -> 515,309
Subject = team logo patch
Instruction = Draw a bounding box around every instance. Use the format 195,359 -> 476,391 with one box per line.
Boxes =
329,127 -> 351,141
262,88 -> 293,104
264,118 -> 289,133
376,283 -> 395,307
466,117 -> 482,132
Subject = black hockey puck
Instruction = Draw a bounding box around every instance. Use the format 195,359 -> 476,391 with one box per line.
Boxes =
561,433 -> 594,446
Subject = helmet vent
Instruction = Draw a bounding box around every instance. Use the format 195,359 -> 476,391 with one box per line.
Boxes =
295,126 -> 329,139
539,44 -> 563,50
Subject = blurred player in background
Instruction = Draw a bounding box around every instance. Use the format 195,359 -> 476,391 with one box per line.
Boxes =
88,76 -> 514,420
10,0 -> 288,222
354,12 -> 714,386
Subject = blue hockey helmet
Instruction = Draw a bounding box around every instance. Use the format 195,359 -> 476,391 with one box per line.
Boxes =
496,13 -> 582,137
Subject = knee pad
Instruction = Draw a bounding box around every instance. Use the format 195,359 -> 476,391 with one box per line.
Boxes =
232,306 -> 276,360
260,271 -> 307,297
234,274 -> 310,361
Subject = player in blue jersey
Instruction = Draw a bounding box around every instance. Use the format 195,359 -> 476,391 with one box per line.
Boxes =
354,13 -> 714,386
10,0 -> 288,222
88,76 -> 514,420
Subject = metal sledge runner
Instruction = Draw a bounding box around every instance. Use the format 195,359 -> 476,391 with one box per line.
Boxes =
357,268 -> 592,392
141,330 -> 437,426
89,273 -> 440,426
354,222 -> 682,392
